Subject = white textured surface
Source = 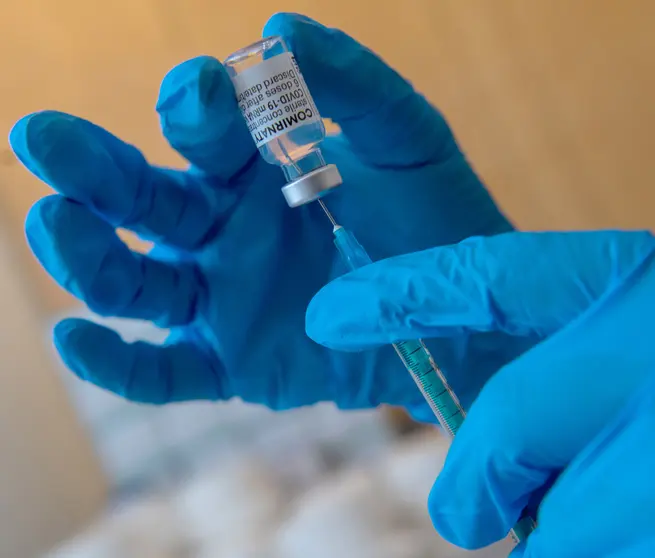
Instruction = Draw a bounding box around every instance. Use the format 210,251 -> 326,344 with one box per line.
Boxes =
174,459 -> 284,552
45,430 -> 515,558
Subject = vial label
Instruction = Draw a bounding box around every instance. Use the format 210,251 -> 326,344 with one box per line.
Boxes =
231,52 -> 321,148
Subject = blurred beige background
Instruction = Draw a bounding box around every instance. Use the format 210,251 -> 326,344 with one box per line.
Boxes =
2,0 -> 655,315
0,2 -> 654,556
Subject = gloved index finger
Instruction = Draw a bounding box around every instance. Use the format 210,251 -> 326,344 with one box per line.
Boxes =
263,13 -> 455,168
157,55 -> 258,180
306,230 -> 655,351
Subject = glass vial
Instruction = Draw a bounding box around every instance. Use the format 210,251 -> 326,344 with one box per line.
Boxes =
225,36 -> 341,207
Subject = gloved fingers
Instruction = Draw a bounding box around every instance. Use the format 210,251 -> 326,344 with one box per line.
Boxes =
54,319 -> 230,403
518,374 -> 655,558
426,313 -> 655,551
157,55 -> 258,179
426,348 -> 565,549
264,13 -> 455,168
27,195 -> 205,327
10,111 -> 227,251
306,230 -> 655,351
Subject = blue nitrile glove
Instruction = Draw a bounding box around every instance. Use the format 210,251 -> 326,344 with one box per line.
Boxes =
307,230 -> 655,555
10,13 -> 518,415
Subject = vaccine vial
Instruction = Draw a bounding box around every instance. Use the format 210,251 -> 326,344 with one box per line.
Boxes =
224,36 -> 342,207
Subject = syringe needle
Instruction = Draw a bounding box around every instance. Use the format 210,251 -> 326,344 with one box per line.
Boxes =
318,199 -> 338,229
328,220 -> 537,543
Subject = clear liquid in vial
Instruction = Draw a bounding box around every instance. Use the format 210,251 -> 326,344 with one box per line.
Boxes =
259,118 -> 326,172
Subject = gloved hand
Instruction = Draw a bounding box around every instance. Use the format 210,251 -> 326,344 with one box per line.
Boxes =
10,13 -> 515,414
307,230 -> 655,555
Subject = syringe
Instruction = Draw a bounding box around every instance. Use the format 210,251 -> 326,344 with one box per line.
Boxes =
224,33 -> 536,546
318,200 -> 537,545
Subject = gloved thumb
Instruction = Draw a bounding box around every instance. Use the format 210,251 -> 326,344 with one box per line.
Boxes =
263,13 -> 455,168
306,230 -> 655,351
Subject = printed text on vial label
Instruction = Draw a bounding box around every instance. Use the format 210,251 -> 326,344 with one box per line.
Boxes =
233,53 -> 321,147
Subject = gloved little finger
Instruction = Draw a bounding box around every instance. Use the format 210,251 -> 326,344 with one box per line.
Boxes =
54,319 -> 230,404
27,195 -> 205,327
10,110 -> 226,250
